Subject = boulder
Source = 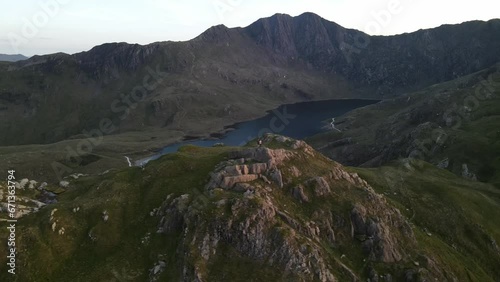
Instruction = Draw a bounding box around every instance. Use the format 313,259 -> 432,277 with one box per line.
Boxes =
38,182 -> 48,190
102,210 -> 109,222
234,183 -> 254,192
28,180 -> 38,189
248,163 -> 267,174
289,166 -> 301,177
292,185 -> 309,203
240,165 -> 249,175
269,169 -> 284,188
260,175 -> 272,184
229,147 -> 292,168
19,178 -> 29,189
205,172 -> 224,190
224,165 -> 242,176
307,177 -> 331,197
222,174 -> 259,189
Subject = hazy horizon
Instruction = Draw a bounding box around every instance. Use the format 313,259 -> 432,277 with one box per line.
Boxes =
1,0 -> 499,57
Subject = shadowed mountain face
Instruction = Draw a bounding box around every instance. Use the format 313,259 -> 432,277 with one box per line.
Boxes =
1,13 -> 500,146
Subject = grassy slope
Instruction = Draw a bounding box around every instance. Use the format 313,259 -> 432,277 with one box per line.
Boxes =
352,160 -> 500,281
0,146 -> 236,281
0,142 -> 499,281
308,64 -> 500,186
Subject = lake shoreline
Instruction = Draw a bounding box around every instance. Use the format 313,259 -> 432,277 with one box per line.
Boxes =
135,98 -> 381,166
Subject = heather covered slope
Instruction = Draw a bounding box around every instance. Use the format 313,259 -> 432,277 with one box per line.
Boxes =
1,135 -> 499,281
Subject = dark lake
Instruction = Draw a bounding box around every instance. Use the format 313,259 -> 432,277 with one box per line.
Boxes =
136,99 -> 378,165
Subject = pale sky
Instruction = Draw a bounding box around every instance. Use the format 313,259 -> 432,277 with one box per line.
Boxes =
0,0 -> 498,56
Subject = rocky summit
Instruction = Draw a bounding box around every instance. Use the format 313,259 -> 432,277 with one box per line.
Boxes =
1,134 -> 499,281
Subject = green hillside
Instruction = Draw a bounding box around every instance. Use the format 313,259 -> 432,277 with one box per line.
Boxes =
1,135 -> 498,281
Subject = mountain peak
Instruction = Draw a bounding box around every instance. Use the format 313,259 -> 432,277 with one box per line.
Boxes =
195,24 -> 233,42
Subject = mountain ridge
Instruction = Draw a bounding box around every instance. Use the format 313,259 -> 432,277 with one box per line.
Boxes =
1,13 -> 500,148
0,53 -> 28,62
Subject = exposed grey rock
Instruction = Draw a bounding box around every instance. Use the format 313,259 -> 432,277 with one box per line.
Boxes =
437,158 -> 449,169
461,163 -> 477,181
18,178 -> 29,189
156,194 -> 190,234
260,175 -> 271,184
149,260 -> 167,282
275,135 -> 289,143
38,182 -> 48,190
102,210 -> 109,222
269,169 -> 284,188
248,163 -> 268,174
28,180 -> 38,189
224,165 -> 247,176
350,204 -> 406,263
329,166 -> 369,188
206,171 -> 224,190
69,173 -> 86,179
88,230 -> 97,242
291,185 -> 309,203
307,177 -> 331,197
222,174 -> 259,189
229,147 -> 292,168
243,189 -> 255,198
289,166 -> 301,177
234,183 -> 254,192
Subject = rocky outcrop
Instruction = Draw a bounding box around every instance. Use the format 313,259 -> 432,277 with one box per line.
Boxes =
269,168 -> 284,188
155,191 -> 337,281
207,137 -> 303,191
350,201 -> 412,263
292,185 -> 309,203
222,174 -> 259,189
150,136 -> 421,280
307,177 -> 331,197
461,163 -> 477,181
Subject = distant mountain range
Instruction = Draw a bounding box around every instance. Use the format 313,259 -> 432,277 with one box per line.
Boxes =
0,53 -> 28,62
0,13 -> 499,147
